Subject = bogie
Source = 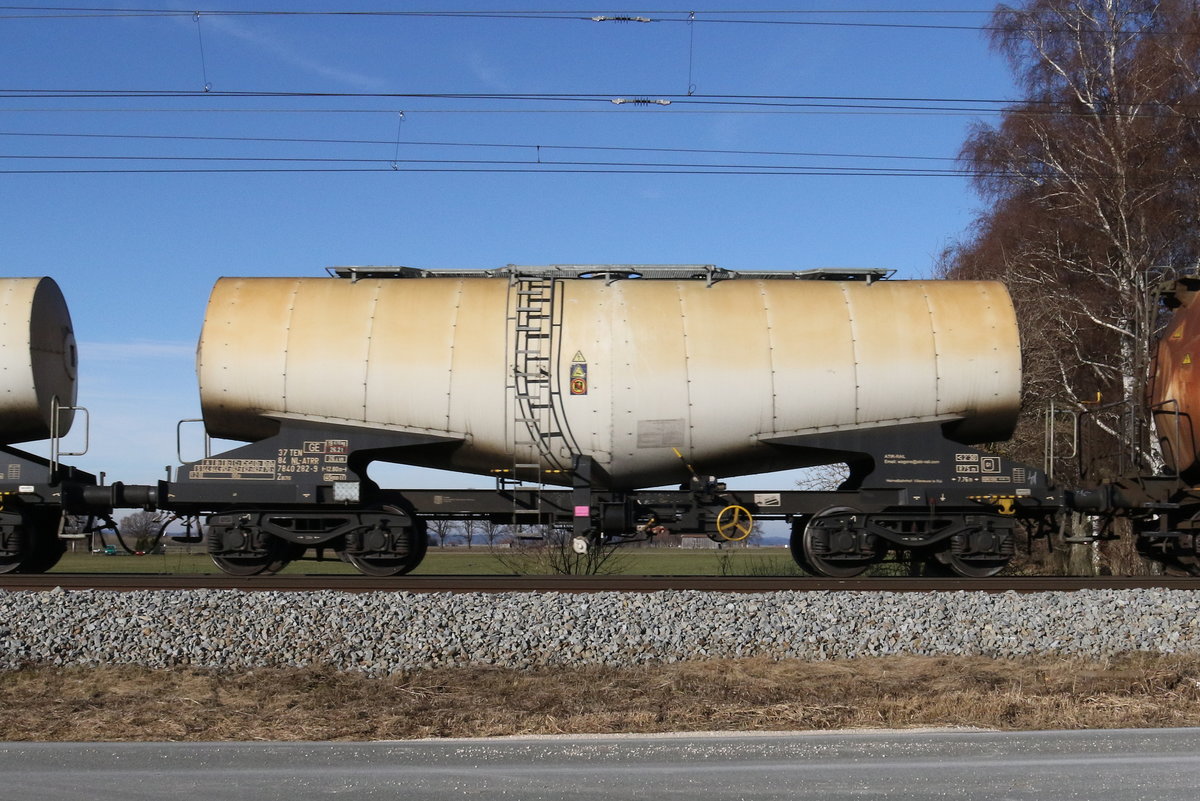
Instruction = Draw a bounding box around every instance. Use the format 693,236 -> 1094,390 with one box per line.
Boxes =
205,507 -> 428,577
797,507 -> 882,578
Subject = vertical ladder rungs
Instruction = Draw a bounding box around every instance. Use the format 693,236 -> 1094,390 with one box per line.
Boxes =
511,277 -> 555,523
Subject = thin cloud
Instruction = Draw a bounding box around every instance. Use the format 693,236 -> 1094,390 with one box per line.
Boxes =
200,13 -> 387,92
466,50 -> 515,92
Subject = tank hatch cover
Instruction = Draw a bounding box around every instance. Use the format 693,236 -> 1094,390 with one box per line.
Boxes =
327,265 -> 894,283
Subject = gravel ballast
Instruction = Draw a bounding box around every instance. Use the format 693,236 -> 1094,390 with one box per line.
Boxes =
2,588 -> 1198,673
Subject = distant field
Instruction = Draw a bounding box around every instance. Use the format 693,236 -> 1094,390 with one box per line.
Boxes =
48,546 -> 806,576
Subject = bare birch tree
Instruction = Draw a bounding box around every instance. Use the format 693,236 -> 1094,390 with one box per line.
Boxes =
944,0 -> 1200,478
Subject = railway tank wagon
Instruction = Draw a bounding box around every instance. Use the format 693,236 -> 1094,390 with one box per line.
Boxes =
195,266 -> 1022,486
161,265 -> 1058,577
0,277 -> 98,573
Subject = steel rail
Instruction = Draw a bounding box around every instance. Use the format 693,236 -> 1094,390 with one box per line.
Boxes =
2,574 -> 1200,593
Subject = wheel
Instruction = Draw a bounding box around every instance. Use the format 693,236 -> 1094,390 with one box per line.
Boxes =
935,551 -> 1008,578
18,532 -> 66,573
207,522 -> 292,576
344,520 -> 428,577
787,517 -> 818,575
934,526 -> 1012,578
210,548 -> 292,576
0,541 -> 26,574
800,506 -> 881,578
345,553 -> 414,577
0,516 -> 28,574
0,510 -> 65,574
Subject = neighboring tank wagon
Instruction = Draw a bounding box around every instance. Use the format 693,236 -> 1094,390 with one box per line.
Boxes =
0,277 -> 77,445
0,277 -> 114,574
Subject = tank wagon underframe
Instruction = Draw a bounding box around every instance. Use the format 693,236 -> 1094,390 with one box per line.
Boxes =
137,414 -> 1064,577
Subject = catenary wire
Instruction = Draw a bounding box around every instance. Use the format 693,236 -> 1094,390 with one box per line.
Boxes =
0,129 -> 958,162
0,6 -> 1154,35
0,107 -> 1010,116
0,154 -> 977,173
0,166 -> 992,175
2,91 -> 1190,118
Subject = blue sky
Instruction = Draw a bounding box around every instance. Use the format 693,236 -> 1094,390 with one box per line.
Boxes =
1,2 -> 1017,487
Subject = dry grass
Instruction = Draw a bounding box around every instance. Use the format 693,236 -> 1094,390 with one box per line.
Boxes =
2,654 -> 1199,741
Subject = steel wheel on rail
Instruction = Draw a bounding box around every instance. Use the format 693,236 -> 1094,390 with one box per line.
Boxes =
345,553 -> 413,577
933,525 -> 1012,578
18,528 -> 66,573
787,516 -> 818,575
343,514 -> 428,577
800,506 -> 882,578
206,522 -> 293,576
210,549 -> 292,577
0,520 -> 27,574
0,509 -> 65,574
934,551 -> 1008,578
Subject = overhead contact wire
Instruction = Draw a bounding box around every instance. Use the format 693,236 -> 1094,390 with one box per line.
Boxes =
0,130 -> 959,162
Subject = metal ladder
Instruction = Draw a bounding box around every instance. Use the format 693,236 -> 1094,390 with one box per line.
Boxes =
506,276 -> 570,537
49,396 -> 90,481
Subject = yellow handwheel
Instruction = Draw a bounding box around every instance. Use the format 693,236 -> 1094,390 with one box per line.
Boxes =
716,504 -> 754,542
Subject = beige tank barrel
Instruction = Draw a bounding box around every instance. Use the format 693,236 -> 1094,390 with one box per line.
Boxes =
198,270 -> 1021,488
0,277 -> 77,445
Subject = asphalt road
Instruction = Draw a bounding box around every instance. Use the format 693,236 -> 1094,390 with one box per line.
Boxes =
2,728 -> 1198,800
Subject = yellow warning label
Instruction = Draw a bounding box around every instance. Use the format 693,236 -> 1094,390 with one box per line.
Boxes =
1173,326 -> 1185,340
1185,354 -> 1193,365
571,353 -> 588,395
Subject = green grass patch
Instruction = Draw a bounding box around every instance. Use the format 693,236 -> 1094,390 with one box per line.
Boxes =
49,546 -> 806,576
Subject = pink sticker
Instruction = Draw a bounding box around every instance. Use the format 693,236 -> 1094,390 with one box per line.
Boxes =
574,505 -> 590,517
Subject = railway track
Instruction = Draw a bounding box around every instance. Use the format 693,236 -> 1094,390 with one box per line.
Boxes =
3,574 -> 1200,592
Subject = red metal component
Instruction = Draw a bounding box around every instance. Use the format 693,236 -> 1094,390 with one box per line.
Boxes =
1150,277 -> 1200,478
